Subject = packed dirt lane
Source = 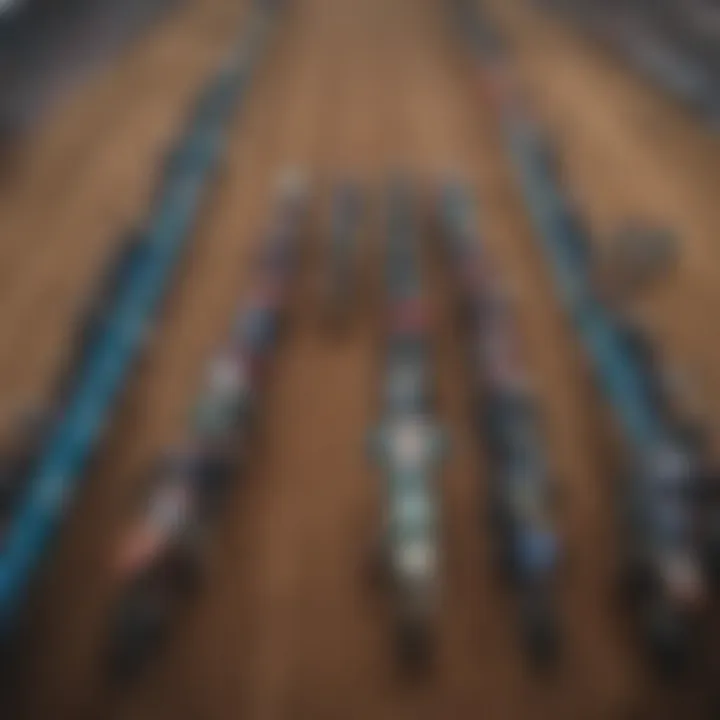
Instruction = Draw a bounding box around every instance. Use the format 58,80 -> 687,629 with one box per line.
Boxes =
3,0 -> 719,717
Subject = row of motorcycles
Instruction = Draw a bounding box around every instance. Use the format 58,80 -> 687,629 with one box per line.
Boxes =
455,0 -> 720,677
108,173 -> 307,679
1,168 -> 714,681
108,175 -> 562,679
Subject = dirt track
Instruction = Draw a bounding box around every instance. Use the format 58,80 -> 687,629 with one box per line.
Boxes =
2,0 -> 720,717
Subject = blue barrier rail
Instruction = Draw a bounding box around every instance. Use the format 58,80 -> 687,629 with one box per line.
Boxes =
0,0 -> 283,632
455,0 -> 667,454
455,0 -> 707,666
505,122 -> 667,452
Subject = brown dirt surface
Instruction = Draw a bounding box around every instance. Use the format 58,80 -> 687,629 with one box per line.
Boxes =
1,0 -> 719,717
